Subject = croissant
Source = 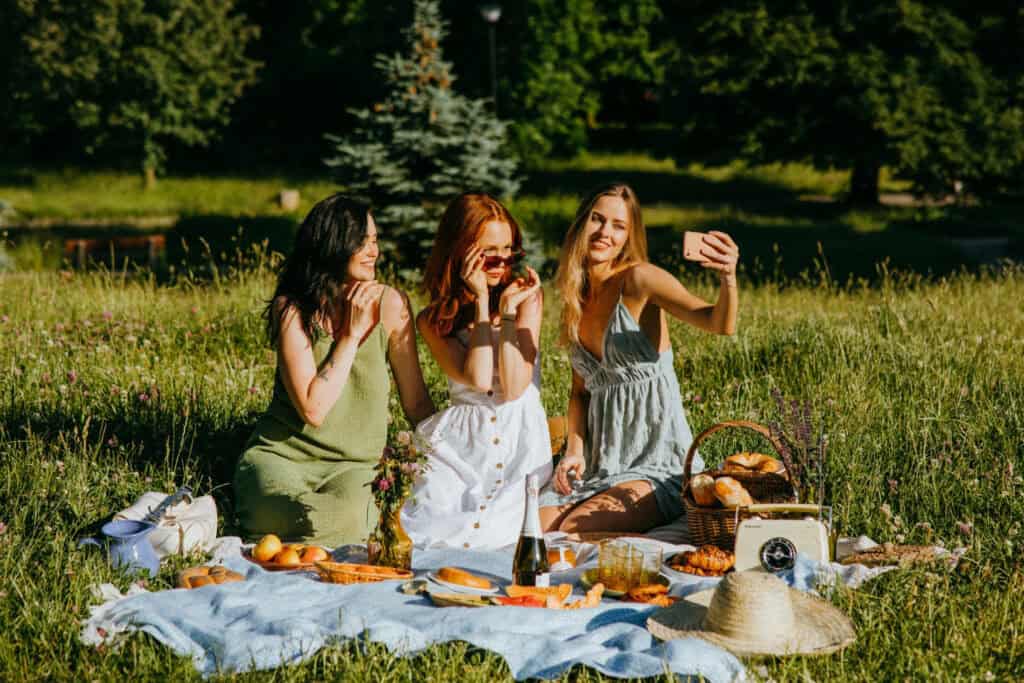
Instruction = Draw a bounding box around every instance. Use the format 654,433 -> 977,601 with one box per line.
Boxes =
689,473 -> 718,507
723,452 -> 785,475
713,476 -> 754,508
670,545 -> 735,575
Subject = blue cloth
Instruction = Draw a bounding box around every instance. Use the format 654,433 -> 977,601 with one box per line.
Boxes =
539,296 -> 704,520
84,546 -> 746,681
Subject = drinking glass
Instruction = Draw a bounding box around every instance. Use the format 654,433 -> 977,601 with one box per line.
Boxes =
630,541 -> 663,585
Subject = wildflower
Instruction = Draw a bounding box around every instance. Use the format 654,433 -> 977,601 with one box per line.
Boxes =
915,521 -> 933,533
692,394 -> 703,404
880,503 -> 892,520
959,385 -> 969,398
67,370 -> 78,384
0,521 -> 6,535
0,315 -> 8,323
248,386 -> 258,395
107,436 -> 119,448
41,372 -> 51,384
376,478 -> 391,492
956,521 -> 973,537
396,431 -> 412,446
102,310 -> 113,321
138,392 -> 150,403
190,305 -> 199,315
382,446 -> 395,458
401,462 -> 420,475
983,672 -> 995,682
59,384 -> 68,394
887,479 -> 898,494
111,385 -> 121,396
55,460 -> 65,474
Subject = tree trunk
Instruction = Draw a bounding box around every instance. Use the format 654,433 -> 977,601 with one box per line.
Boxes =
144,166 -> 157,190
848,159 -> 879,205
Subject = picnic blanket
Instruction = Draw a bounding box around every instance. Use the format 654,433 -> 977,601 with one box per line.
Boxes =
79,534 -> 958,681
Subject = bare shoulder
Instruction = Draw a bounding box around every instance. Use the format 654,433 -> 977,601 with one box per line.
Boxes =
621,262 -> 667,295
379,285 -> 413,332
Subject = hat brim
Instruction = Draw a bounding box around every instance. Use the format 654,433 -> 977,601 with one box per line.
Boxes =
647,583 -> 855,657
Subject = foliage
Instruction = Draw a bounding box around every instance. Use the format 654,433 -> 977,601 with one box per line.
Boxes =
7,0 -> 260,184
325,0 -> 519,271
507,0 -> 664,164
663,1 -> 1024,202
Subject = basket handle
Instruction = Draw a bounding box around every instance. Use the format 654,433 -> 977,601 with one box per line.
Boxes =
682,419 -> 799,490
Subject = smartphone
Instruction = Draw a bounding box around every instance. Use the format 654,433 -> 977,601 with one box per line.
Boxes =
683,231 -> 709,262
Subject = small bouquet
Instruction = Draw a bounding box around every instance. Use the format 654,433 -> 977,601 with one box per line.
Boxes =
366,430 -> 431,569
767,388 -> 829,506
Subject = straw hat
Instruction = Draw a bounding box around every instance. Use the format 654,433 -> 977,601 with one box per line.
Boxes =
647,572 -> 855,657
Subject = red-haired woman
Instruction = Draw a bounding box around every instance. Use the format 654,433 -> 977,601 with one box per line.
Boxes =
401,192 -> 552,549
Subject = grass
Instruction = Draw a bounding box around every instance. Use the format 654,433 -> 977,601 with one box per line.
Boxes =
1,257 -> 1022,681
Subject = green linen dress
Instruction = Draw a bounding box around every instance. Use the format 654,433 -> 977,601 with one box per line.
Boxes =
234,323 -> 389,547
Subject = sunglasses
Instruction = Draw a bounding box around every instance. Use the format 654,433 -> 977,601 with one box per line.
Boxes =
482,251 -> 523,269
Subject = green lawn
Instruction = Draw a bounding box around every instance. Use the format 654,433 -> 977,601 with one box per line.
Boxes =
1,260 -> 1022,681
4,154 -> 1020,283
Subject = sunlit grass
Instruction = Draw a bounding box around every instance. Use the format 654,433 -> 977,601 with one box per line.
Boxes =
0,262 -> 1022,681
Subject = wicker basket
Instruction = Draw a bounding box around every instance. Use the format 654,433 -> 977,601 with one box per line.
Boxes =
314,560 -> 414,585
682,420 -> 798,549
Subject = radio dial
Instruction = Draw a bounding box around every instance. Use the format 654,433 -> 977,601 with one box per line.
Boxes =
759,537 -> 797,572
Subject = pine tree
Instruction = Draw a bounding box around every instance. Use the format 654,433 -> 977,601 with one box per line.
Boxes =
325,0 -> 519,269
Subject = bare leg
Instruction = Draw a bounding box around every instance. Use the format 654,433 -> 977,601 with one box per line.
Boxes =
540,503 -> 576,532
557,480 -> 665,534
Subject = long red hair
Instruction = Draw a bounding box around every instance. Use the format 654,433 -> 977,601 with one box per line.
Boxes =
422,192 -> 523,337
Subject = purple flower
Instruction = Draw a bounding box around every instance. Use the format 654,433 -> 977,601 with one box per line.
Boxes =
382,446 -> 395,458
102,310 -> 113,321
692,394 -> 702,404
67,370 -> 78,384
377,478 -> 392,492
248,386 -> 258,395
107,436 -> 119,448
956,521 -> 973,537
138,392 -> 150,403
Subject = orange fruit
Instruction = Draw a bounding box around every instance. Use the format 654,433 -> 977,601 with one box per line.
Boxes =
252,534 -> 282,562
300,546 -> 328,563
273,547 -> 302,567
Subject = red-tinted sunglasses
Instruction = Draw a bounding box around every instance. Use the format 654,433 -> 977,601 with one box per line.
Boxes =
482,251 -> 523,269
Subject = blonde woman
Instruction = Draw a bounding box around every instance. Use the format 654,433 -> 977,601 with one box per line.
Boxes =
538,183 -> 739,534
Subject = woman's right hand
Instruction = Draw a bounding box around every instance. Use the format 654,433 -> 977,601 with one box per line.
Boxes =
460,245 -> 488,299
340,281 -> 380,341
553,452 -> 585,495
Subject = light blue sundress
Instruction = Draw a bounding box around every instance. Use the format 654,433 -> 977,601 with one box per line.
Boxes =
539,295 -> 704,521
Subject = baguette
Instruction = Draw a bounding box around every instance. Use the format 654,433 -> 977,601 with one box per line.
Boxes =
437,566 -> 493,590
689,473 -> 718,507
713,476 -> 754,508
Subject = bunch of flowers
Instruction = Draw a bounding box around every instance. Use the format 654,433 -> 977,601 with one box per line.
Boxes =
768,388 -> 829,506
368,430 -> 432,521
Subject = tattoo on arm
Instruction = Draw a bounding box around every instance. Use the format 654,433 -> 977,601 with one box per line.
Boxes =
316,358 -> 335,382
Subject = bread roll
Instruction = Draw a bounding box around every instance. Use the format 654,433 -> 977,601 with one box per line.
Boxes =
724,452 -> 785,475
437,566 -> 492,590
689,473 -> 718,507
713,476 -> 753,508
178,565 -> 245,589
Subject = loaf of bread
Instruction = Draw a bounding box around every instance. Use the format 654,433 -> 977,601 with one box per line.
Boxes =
437,566 -> 492,590
723,452 -> 785,475
713,476 -> 754,508
177,565 -> 245,589
689,473 -> 718,507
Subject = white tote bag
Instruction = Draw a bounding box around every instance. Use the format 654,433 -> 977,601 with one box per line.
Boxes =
113,491 -> 218,559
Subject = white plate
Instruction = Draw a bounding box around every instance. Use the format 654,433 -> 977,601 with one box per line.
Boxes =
426,570 -> 500,595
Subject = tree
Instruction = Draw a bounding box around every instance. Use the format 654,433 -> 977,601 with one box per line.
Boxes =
10,0 -> 260,187
663,1 -> 1024,202
504,0 -> 664,164
325,0 -> 519,270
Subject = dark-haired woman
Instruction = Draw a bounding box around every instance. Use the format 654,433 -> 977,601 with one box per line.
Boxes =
234,194 -> 434,547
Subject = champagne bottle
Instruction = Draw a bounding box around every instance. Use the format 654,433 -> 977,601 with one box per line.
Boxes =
513,474 -> 550,587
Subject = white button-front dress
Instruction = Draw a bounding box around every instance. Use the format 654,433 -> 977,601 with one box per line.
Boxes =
401,330 -> 553,550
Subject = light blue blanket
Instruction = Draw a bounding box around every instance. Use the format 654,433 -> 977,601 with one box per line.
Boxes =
82,543 -> 747,680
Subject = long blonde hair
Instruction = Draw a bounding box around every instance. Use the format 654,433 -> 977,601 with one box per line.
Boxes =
554,183 -> 648,345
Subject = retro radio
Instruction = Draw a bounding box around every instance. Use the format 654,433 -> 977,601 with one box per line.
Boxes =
734,504 -> 833,573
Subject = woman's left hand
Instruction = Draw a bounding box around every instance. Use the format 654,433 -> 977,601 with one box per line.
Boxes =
697,231 -> 740,278
499,266 -> 542,317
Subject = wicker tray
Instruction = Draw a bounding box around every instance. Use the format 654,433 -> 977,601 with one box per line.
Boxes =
682,420 -> 798,549
314,560 -> 414,584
